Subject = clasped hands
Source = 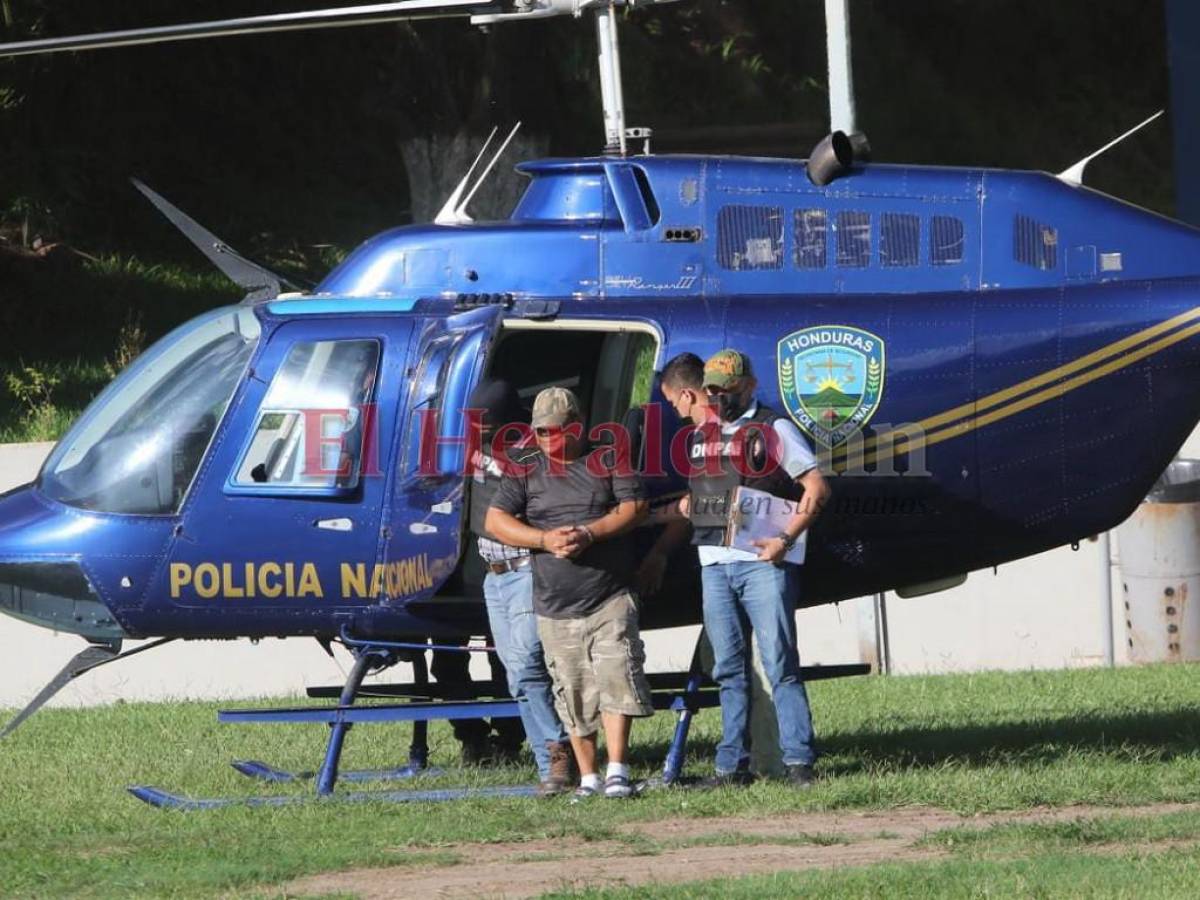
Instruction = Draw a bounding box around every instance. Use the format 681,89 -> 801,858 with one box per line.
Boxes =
541,525 -> 594,559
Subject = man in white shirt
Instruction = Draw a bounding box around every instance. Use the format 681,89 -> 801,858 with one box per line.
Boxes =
659,349 -> 830,787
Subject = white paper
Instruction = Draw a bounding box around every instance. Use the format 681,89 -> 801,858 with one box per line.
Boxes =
726,485 -> 808,565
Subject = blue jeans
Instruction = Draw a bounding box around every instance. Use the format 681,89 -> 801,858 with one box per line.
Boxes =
701,561 -> 816,773
483,568 -> 568,778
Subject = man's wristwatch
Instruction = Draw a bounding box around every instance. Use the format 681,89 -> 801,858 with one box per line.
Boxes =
776,530 -> 798,550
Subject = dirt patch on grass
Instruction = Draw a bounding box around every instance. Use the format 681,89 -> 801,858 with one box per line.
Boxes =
287,802 -> 1200,899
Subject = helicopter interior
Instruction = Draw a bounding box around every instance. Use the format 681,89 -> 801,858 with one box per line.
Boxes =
446,320 -> 660,600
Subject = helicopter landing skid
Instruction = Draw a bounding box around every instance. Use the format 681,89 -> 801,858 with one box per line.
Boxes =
230,758 -> 444,784
128,783 -> 540,810
127,639 -> 541,808
125,632 -> 868,809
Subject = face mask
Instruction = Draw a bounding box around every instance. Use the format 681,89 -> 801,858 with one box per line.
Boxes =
540,431 -> 568,460
716,390 -> 751,422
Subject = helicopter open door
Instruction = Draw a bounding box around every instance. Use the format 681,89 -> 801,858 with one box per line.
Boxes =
381,309 -> 671,634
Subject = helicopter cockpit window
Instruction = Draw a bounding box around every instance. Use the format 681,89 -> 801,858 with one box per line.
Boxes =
717,205 -> 784,271
836,210 -> 872,268
931,216 -> 965,266
794,209 -> 828,269
233,340 -> 380,491
880,213 -> 920,267
39,307 -> 260,515
1014,214 -> 1059,271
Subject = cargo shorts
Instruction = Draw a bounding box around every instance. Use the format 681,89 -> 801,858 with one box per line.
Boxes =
536,591 -> 655,737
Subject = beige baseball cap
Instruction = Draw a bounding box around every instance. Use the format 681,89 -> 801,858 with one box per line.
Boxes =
531,386 -> 581,429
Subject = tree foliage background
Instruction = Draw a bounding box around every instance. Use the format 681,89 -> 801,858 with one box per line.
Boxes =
0,0 -> 1175,361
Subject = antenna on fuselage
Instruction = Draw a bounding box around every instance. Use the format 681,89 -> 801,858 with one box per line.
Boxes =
1057,110 -> 1165,186
434,126 -> 499,225
434,122 -> 523,225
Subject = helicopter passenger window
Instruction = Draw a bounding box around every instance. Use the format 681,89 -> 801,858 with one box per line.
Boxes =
717,205 -> 784,270
1013,214 -> 1059,271
794,209 -> 827,269
234,340 -> 380,491
880,213 -> 920,267
931,216 -> 965,266
835,210 -> 872,268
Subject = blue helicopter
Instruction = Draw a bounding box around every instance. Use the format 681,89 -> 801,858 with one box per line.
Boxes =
0,0 -> 1195,807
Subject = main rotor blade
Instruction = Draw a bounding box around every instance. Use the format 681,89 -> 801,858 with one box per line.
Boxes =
131,178 -> 301,298
0,1 -> 501,59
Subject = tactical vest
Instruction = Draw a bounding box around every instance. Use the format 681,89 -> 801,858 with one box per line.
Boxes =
687,404 -> 805,546
468,445 -> 538,540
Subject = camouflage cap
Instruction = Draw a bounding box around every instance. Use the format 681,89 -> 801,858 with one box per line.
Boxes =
702,349 -> 754,389
531,386 -> 582,429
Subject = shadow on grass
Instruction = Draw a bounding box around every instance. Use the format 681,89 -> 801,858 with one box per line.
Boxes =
623,709 -> 1200,774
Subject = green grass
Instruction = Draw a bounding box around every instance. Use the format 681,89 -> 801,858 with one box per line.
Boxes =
0,252 -> 240,444
919,807 -> 1200,858
0,664 -> 1198,897
0,356 -> 110,443
553,847 -> 1200,899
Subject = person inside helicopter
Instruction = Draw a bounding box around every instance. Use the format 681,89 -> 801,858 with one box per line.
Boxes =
464,376 -> 574,794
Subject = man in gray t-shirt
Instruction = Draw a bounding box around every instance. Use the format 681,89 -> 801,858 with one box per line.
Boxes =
491,444 -> 644,620
486,387 -> 653,800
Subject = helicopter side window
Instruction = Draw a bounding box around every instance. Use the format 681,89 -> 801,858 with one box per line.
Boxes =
835,210 -> 872,268
233,340 -> 380,492
880,213 -> 920,267
717,205 -> 784,271
400,333 -> 463,480
794,209 -> 828,269
931,216 -> 965,266
1014,214 -> 1059,271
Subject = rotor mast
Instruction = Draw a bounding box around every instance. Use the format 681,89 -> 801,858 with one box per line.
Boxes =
0,0 -> 680,155
596,4 -> 628,155
474,1 -> 679,155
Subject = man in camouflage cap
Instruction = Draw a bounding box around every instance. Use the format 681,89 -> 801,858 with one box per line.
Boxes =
668,348 -> 830,787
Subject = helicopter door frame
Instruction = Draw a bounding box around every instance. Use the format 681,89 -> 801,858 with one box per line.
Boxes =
381,305 -> 509,611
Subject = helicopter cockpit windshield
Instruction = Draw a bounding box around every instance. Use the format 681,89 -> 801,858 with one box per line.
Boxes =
39,306 -> 261,515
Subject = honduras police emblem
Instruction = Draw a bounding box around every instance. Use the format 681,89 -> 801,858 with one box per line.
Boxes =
777,325 -> 886,449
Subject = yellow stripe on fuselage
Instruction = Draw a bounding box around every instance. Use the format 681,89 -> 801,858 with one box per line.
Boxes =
832,303 -> 1200,468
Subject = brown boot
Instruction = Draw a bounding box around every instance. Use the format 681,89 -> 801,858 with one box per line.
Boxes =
539,740 -> 575,796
